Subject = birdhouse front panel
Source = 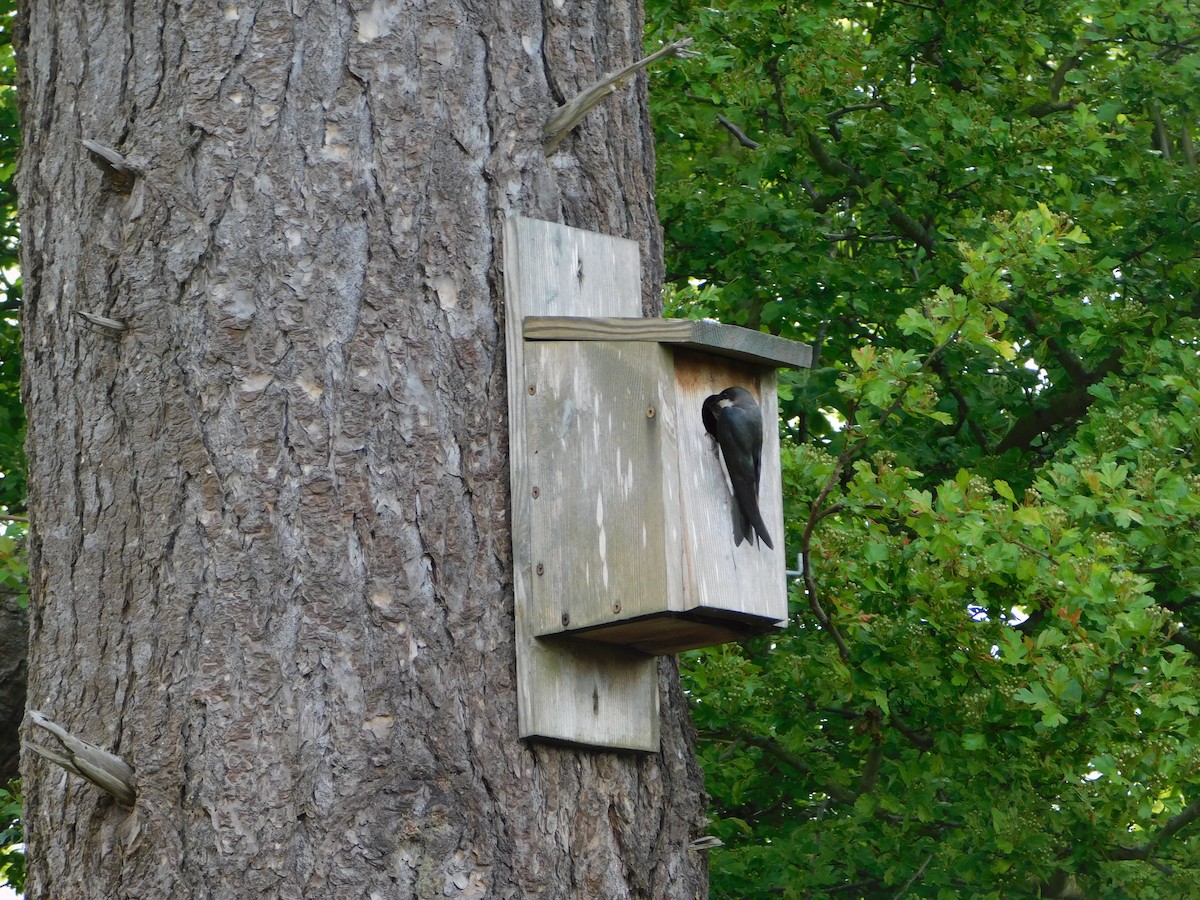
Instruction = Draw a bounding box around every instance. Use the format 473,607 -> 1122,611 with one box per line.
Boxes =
524,339 -> 683,637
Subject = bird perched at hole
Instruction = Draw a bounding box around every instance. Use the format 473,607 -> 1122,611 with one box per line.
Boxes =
702,386 -> 774,549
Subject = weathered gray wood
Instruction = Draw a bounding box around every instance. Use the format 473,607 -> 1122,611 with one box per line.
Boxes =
545,349 -> 788,654
673,353 -> 787,625
504,216 -> 661,751
576,617 -> 757,656
27,709 -> 135,805
544,38 -> 698,153
510,220 -> 791,675
524,315 -> 814,369
526,340 -> 681,635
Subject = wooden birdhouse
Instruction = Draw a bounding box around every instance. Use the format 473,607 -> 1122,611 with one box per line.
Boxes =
504,217 -> 811,750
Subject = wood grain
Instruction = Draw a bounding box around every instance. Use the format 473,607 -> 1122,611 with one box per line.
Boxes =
524,315 -> 813,368
504,216 -> 661,751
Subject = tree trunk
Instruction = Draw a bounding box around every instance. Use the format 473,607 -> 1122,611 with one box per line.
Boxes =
16,2 -> 707,897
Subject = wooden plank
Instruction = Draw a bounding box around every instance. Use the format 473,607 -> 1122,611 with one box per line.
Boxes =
523,315 -> 813,369
570,613 -> 781,656
526,341 -> 675,636
673,352 -> 789,625
504,216 -> 660,752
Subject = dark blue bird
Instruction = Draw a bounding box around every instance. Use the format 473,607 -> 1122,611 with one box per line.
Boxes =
702,386 -> 774,550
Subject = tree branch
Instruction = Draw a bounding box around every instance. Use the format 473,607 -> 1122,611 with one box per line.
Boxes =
1148,101 -> 1173,161
927,356 -> 982,443
1047,55 -> 1084,103
859,746 -> 884,794
707,729 -> 858,805
892,852 -> 935,899
828,103 -> 890,122
1151,31 -> 1200,61
995,386 -> 1092,453
879,197 -> 939,255
886,0 -> 937,11
1180,124 -> 1196,168
1110,793 -> 1200,861
1022,312 -> 1091,386
1170,625 -> 1200,657
995,351 -> 1122,452
801,546 -> 852,661
888,713 -> 934,752
26,710 -> 135,805
544,38 -> 697,153
1025,100 -> 1078,119
716,114 -> 761,149
824,231 -> 902,244
803,128 -> 940,252
765,55 -> 795,137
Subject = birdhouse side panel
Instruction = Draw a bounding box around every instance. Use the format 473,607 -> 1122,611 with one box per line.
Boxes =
526,341 -> 674,635
673,352 -> 787,624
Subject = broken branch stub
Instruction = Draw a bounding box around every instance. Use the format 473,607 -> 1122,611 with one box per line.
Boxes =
27,709 -> 135,806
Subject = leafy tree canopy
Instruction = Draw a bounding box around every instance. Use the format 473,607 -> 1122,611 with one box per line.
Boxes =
0,0 -> 24,608
0,0 -> 23,893
0,0 -> 17,524
0,0 -> 17,516
647,0 -> 1200,896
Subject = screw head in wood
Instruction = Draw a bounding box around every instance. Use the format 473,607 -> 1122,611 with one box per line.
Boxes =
613,601 -> 622,613
536,563 -> 544,576
532,486 -> 540,499
561,611 -> 570,626
646,406 -> 656,418
528,384 -> 537,395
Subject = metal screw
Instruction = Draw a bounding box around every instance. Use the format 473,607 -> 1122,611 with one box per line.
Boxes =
536,563 -> 544,576
613,601 -> 622,613
528,384 -> 537,395
561,612 -> 570,627
532,486 -> 540,499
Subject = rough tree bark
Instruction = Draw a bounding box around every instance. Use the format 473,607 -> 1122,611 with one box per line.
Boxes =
16,2 -> 708,897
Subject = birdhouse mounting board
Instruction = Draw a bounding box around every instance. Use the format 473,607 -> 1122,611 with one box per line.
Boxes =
504,217 -> 661,751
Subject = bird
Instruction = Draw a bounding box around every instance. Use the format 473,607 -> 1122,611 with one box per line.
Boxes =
702,386 -> 774,549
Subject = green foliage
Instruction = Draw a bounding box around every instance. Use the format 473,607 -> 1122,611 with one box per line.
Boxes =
0,1 -> 24,894
0,0 -> 21,516
648,0 -> 1200,895
0,781 -> 22,894
0,523 -> 26,610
